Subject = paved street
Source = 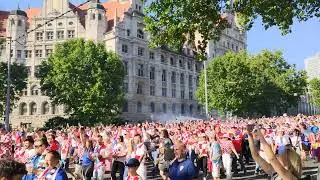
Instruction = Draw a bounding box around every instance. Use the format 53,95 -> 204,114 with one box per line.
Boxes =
67,159 -> 319,179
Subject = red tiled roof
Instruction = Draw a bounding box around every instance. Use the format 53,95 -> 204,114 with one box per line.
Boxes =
102,1 -> 131,21
0,1 -> 132,37
0,11 -> 9,38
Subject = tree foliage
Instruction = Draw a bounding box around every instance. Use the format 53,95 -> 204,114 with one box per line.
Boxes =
196,50 -> 307,117
38,39 -> 125,125
144,0 -> 320,57
0,63 -> 28,116
309,78 -> 320,107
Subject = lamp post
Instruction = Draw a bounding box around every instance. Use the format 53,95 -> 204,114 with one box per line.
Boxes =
4,19 -> 13,131
204,60 -> 209,119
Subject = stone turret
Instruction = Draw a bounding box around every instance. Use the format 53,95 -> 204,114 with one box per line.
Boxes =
85,0 -> 107,42
6,9 -> 27,61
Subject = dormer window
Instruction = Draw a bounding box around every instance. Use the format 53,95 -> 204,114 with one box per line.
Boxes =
137,29 -> 144,39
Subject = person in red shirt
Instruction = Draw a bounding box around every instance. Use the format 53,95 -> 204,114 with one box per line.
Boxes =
47,134 -> 60,152
231,127 -> 246,175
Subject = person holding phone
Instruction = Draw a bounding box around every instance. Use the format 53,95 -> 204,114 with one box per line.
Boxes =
246,126 -> 302,180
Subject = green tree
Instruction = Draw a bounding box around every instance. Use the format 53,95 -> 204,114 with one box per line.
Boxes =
196,50 -> 307,117
0,63 -> 28,116
309,78 -> 320,107
38,39 -> 125,126
144,0 -> 320,57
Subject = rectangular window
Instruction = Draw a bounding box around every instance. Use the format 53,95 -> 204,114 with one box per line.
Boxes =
10,50 -> 13,57
149,52 -> 154,60
161,55 -> 166,64
180,73 -> 184,84
17,50 -> 21,58
57,31 -> 64,39
36,32 -> 43,41
138,47 -> 144,56
172,89 -> 176,98
124,83 -> 128,93
138,64 -> 144,77
46,31 -> 54,40
137,83 -> 143,94
189,75 -> 193,87
35,50 -> 43,58
127,29 -> 131,36
123,61 -> 128,75
162,70 -> 166,82
187,61 -> 192,70
27,66 -> 31,76
181,90 -> 185,99
171,72 -> 176,84
179,59 -> 185,69
45,49 -> 53,57
67,30 -> 75,38
162,87 -> 167,97
122,44 -> 128,53
189,91 -> 193,100
150,86 -> 155,96
150,67 -> 155,80
25,50 -> 32,58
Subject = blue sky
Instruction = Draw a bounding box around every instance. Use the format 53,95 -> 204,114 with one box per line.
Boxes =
1,0 -> 320,69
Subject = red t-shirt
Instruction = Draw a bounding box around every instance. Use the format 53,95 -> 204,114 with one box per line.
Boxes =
50,140 -> 60,151
232,138 -> 242,152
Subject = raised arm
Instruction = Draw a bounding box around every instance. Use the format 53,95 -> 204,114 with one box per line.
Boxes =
247,133 -> 274,175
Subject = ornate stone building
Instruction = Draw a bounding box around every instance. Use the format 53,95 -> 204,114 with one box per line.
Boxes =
0,0 -> 246,127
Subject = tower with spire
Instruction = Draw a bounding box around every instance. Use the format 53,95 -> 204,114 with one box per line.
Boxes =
85,0 -> 107,42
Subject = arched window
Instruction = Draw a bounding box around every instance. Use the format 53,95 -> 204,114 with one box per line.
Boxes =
150,102 -> 155,113
137,101 -> 142,113
31,85 -> 39,96
20,103 -> 27,115
21,89 -> 27,96
30,102 -> 37,115
172,103 -> 176,113
189,104 -> 193,115
42,102 -> 50,114
137,29 -> 144,39
162,103 -> 167,113
52,103 -> 57,114
123,101 -> 128,112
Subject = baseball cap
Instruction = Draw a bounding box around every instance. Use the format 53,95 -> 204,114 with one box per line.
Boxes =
126,158 -> 140,167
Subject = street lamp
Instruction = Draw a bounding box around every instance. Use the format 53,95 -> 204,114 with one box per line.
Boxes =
4,19 -> 13,131
204,60 -> 209,119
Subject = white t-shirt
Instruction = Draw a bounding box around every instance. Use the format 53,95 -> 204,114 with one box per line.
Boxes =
131,143 -> 147,179
291,136 -> 301,147
113,143 -> 127,163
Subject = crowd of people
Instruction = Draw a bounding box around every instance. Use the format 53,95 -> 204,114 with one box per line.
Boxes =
0,114 -> 319,180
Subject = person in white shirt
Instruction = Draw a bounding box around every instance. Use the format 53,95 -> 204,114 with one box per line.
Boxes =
131,134 -> 147,180
111,136 -> 127,180
291,129 -> 302,155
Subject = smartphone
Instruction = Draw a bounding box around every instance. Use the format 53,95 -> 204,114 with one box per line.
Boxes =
247,124 -> 255,133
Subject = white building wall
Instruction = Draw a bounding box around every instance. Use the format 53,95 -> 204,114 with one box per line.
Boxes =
1,0 -> 247,127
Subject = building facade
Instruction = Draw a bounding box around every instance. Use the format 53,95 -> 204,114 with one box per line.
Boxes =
0,0 -> 246,127
305,53 -> 320,80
